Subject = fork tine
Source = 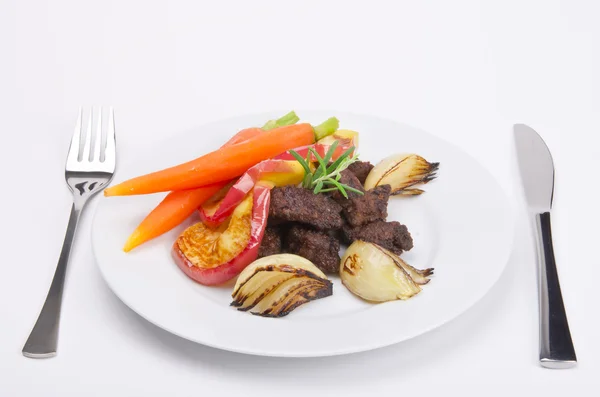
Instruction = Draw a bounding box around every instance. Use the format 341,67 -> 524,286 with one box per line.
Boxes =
67,107 -> 83,163
93,107 -> 102,161
104,107 -> 116,167
82,109 -> 93,161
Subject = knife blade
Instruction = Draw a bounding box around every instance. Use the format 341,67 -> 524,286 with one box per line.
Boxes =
514,124 -> 555,211
514,124 -> 577,369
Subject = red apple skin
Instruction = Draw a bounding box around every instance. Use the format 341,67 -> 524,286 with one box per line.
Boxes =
274,139 -> 355,162
198,137 -> 356,227
198,160 -> 293,227
173,184 -> 271,286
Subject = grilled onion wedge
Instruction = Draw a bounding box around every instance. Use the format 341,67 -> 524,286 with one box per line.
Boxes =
340,241 -> 433,302
232,254 -> 333,317
364,153 -> 439,196
379,246 -> 434,285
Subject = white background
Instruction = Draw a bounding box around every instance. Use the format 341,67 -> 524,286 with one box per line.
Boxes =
1,0 -> 598,395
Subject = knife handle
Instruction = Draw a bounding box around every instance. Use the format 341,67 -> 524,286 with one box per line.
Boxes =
535,211 -> 577,368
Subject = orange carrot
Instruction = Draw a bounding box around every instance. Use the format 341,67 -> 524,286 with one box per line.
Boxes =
123,183 -> 228,252
104,123 -> 314,197
121,124 -> 271,251
222,128 -> 263,146
120,114 -> 309,251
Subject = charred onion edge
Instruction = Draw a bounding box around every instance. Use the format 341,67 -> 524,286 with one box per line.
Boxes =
378,245 -> 434,285
255,279 -> 329,317
371,244 -> 417,282
374,156 -> 408,187
250,280 -> 333,318
414,267 -> 434,277
254,278 -> 315,315
277,281 -> 331,315
341,242 -> 422,301
232,264 -> 326,296
233,273 -> 297,311
342,253 -> 361,276
392,188 -> 425,196
231,264 -> 333,314
374,157 -> 440,194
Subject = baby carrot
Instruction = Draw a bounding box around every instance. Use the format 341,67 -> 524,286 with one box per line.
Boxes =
104,123 -> 315,197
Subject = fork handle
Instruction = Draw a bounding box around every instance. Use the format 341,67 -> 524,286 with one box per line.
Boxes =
22,202 -> 83,358
535,211 -> 577,368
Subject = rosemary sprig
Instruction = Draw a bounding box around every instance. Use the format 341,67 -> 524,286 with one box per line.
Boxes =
289,141 -> 364,199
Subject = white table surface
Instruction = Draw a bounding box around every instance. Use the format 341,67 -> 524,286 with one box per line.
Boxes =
1,0 -> 598,395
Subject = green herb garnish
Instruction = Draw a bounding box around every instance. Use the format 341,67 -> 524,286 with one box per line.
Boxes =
289,141 -> 364,199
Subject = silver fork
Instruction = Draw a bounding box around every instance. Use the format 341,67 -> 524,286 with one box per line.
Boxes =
22,108 -> 116,358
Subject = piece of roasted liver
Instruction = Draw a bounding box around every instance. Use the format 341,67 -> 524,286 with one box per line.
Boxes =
285,225 -> 341,274
347,161 -> 374,185
257,226 -> 284,258
334,182 -> 392,227
342,220 -> 413,255
330,169 -> 364,201
269,186 -> 343,230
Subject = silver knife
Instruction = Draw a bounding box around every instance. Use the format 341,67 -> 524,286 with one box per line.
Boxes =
514,124 -> 576,369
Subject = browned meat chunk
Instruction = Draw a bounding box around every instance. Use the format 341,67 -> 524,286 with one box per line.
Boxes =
336,184 -> 391,227
394,226 -> 414,252
285,225 -> 341,274
258,227 -> 283,258
330,169 -> 364,202
348,161 -> 374,185
269,186 -> 343,230
340,169 -> 364,192
342,220 -> 413,255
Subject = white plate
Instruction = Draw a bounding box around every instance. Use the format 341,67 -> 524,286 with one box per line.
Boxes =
92,111 -> 513,357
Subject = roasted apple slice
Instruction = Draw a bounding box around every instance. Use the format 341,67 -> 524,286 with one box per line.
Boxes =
274,130 -> 359,162
316,129 -> 359,149
173,184 -> 271,286
199,160 -> 303,227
